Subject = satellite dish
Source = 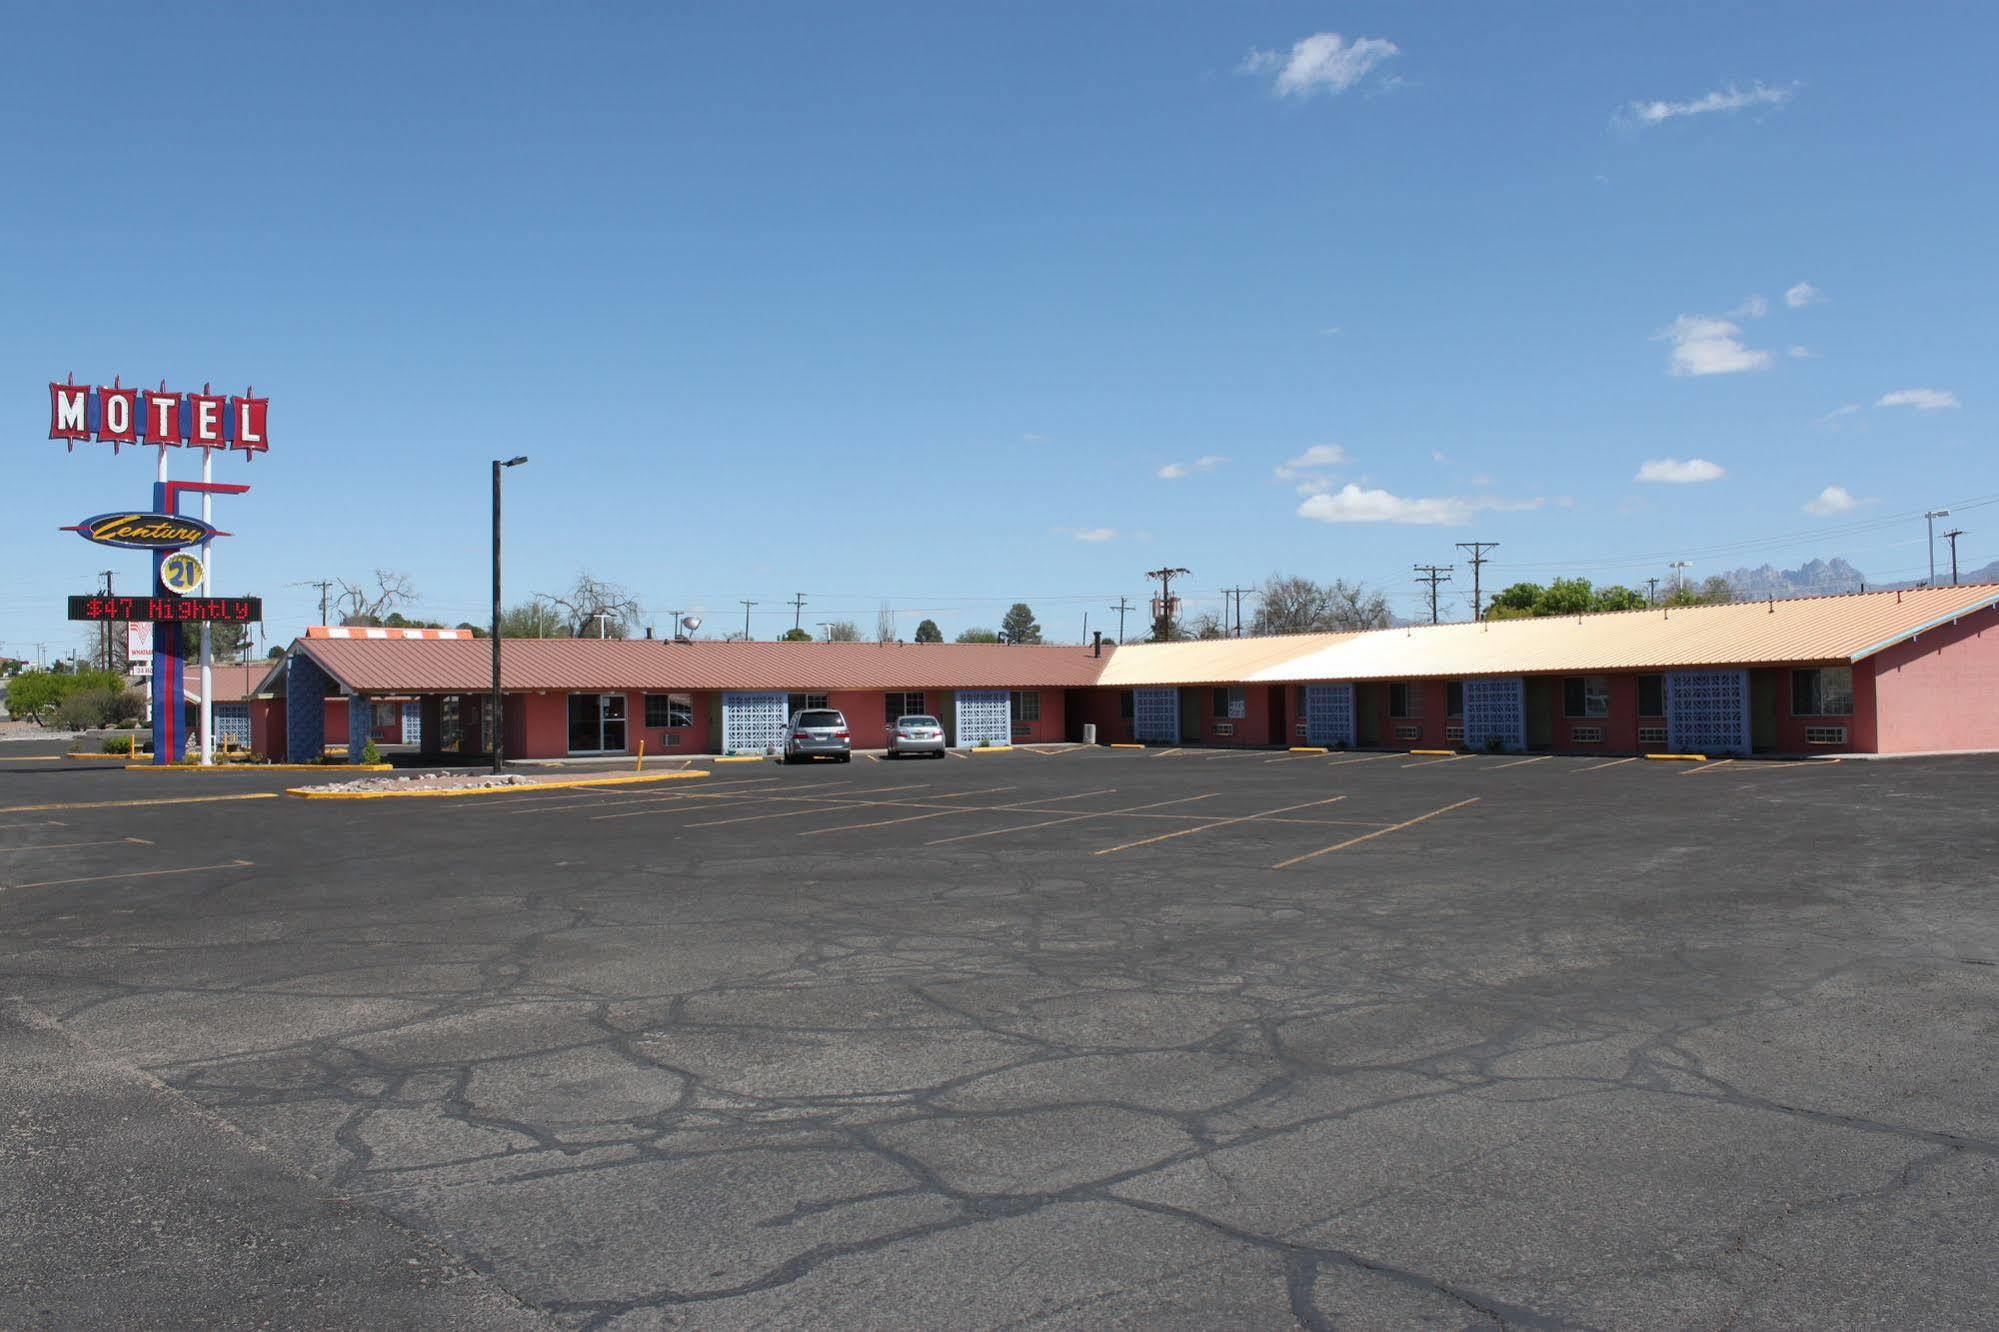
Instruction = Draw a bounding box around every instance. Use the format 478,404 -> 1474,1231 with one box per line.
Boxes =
680,615 -> 703,633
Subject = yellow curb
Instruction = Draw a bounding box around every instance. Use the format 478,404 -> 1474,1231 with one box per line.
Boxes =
969,746 -> 1014,754
1288,746 -> 1329,754
0,755 -> 66,761
1409,749 -> 1458,757
67,751 -> 142,760
1109,743 -> 1145,749
126,763 -> 393,773
714,755 -> 768,763
1645,753 -> 1708,762
286,770 -> 711,800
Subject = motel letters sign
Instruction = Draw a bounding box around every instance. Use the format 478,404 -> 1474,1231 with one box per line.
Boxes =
68,595 -> 263,624
49,379 -> 269,453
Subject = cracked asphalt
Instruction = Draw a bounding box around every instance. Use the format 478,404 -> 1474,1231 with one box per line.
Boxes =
3,741 -> 1996,1329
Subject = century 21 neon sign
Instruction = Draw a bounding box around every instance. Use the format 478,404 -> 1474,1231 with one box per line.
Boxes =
49,378 -> 269,454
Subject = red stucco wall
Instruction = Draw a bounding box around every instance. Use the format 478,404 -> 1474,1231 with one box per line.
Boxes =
1868,604 -> 1999,752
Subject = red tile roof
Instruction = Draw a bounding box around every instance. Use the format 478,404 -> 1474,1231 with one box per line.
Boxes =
189,664 -> 267,704
294,637 -> 1114,695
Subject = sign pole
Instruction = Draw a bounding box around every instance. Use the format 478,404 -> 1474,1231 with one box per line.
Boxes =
150,443 -> 179,765
199,444 -> 214,766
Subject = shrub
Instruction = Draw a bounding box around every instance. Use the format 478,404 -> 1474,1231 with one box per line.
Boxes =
101,734 -> 139,755
361,740 -> 382,765
55,688 -> 121,731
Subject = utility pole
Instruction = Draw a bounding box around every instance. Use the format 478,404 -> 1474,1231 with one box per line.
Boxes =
1413,564 -> 1453,625
789,592 -> 807,633
1455,542 -> 1498,621
1924,509 -> 1950,586
1108,596 -> 1133,645
98,570 -> 116,672
1943,528 -> 1965,585
1646,576 -> 1660,606
1143,568 -> 1190,642
1222,585 -> 1256,637
740,600 -> 758,640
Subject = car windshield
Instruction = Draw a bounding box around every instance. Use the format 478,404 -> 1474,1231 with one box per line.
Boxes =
899,716 -> 939,728
798,711 -> 843,728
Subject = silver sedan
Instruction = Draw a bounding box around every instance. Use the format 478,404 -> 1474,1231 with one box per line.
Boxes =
885,714 -> 948,758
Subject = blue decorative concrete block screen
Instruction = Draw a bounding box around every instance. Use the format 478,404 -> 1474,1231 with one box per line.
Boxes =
401,701 -> 421,745
211,702 -> 250,750
721,691 -> 787,755
284,653 -> 329,762
1304,684 -> 1355,747
1463,677 -> 1526,752
954,690 -> 1011,748
347,692 -> 373,762
1665,669 -> 1750,755
1132,687 -> 1180,744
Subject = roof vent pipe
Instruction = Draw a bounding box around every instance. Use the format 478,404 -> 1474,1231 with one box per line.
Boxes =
1092,630 -> 1103,658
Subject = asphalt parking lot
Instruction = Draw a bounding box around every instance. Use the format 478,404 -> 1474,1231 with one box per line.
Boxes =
3,739 -> 1997,1329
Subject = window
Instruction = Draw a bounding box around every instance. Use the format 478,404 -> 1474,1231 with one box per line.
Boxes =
796,710 -> 843,728
1444,723 -> 1464,741
644,693 -> 693,728
1570,726 -> 1604,744
1792,667 -> 1854,717
1389,682 -> 1423,718
1805,725 -> 1848,745
1010,690 -> 1041,723
787,693 -> 829,714
1446,681 -> 1464,718
567,693 -> 627,753
1211,686 -> 1246,719
1393,724 -> 1421,741
1637,674 -> 1664,717
1119,690 -> 1135,720
884,691 -> 924,719
1563,676 -> 1610,718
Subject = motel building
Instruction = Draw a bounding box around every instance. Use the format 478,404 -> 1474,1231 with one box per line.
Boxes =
247,585 -> 1999,762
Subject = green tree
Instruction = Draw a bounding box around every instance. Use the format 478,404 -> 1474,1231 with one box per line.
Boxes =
1000,603 -> 1042,644
1538,577 -> 1597,616
914,619 -> 943,643
5,669 -> 126,722
825,620 -> 861,642
778,627 -> 813,642
498,600 -> 567,639
1595,585 -> 1648,612
955,627 -> 1000,644
267,646 -> 284,659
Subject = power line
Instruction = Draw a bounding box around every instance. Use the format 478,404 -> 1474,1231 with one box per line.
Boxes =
291,579 -> 335,626
1108,595 -> 1132,645
1412,564 -> 1453,625
1455,542 -> 1498,621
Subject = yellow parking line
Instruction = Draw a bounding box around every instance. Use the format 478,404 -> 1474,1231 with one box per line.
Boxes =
1681,759 -> 1736,775
1150,747 -> 1184,760
1574,756 -> 1640,773
1201,749 -> 1265,760
0,793 -> 280,814
1400,754 -> 1467,769
1094,795 -> 1348,856
1489,755 -> 1550,769
925,792 -> 1219,846
0,755 -> 65,761
7,859 -> 254,892
946,749 -> 969,759
694,786 -> 1021,831
1270,797 -> 1480,870
0,820 -> 66,830
0,837 -> 151,854
605,781 -> 942,825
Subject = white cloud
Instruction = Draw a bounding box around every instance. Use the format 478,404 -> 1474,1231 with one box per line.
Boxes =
1659,314 -> 1773,376
1731,294 -> 1769,318
1785,281 -> 1824,308
1804,485 -> 1870,516
1817,403 -> 1861,426
1624,81 -> 1797,127
1156,454 -> 1227,479
1241,32 -> 1399,98
1316,325 -> 1343,336
1635,457 -> 1726,484
1293,476 -> 1334,496
1430,450 -> 1449,463
1788,345 -> 1815,359
1296,484 -> 1542,527
1023,432 -> 1048,444
1070,526 -> 1118,542
1877,387 -> 1960,411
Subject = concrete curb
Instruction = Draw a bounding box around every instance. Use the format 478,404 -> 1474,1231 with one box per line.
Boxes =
127,763 -> 394,773
285,771 -> 710,800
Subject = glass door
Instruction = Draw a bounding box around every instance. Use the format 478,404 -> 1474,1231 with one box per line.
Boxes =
601,694 -> 626,752
568,693 -> 628,753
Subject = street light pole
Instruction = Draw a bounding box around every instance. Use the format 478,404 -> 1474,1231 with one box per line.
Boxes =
492,456 -> 528,774
1924,509 -> 1950,586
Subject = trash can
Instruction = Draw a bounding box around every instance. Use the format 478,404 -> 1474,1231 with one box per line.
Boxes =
1082,723 -> 1097,745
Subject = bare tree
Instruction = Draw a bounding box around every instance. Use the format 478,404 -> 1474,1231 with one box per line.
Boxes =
1184,610 -> 1228,640
1256,574 -> 1390,634
875,602 -> 897,643
825,620 -> 862,642
336,570 -> 419,625
536,572 -> 643,639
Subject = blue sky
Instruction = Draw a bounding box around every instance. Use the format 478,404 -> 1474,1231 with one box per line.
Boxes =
4,2 -> 1990,658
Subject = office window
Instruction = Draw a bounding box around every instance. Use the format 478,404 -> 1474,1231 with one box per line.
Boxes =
1637,674 -> 1664,717
1791,667 -> 1854,717
884,691 -> 925,719
787,693 -> 829,714
1010,690 -> 1040,722
644,693 -> 693,728
1389,682 -> 1423,718
1119,690 -> 1134,720
1211,686 -> 1246,719
1446,681 -> 1464,718
1563,675 -> 1610,718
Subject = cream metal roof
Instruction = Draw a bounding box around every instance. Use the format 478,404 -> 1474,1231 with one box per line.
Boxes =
1094,632 -> 1360,686
1244,584 -> 1999,684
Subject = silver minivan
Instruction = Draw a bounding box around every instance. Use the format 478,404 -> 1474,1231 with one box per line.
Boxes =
783,709 -> 852,763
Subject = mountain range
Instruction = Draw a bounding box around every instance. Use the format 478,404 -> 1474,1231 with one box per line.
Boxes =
1718,556 -> 1999,599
